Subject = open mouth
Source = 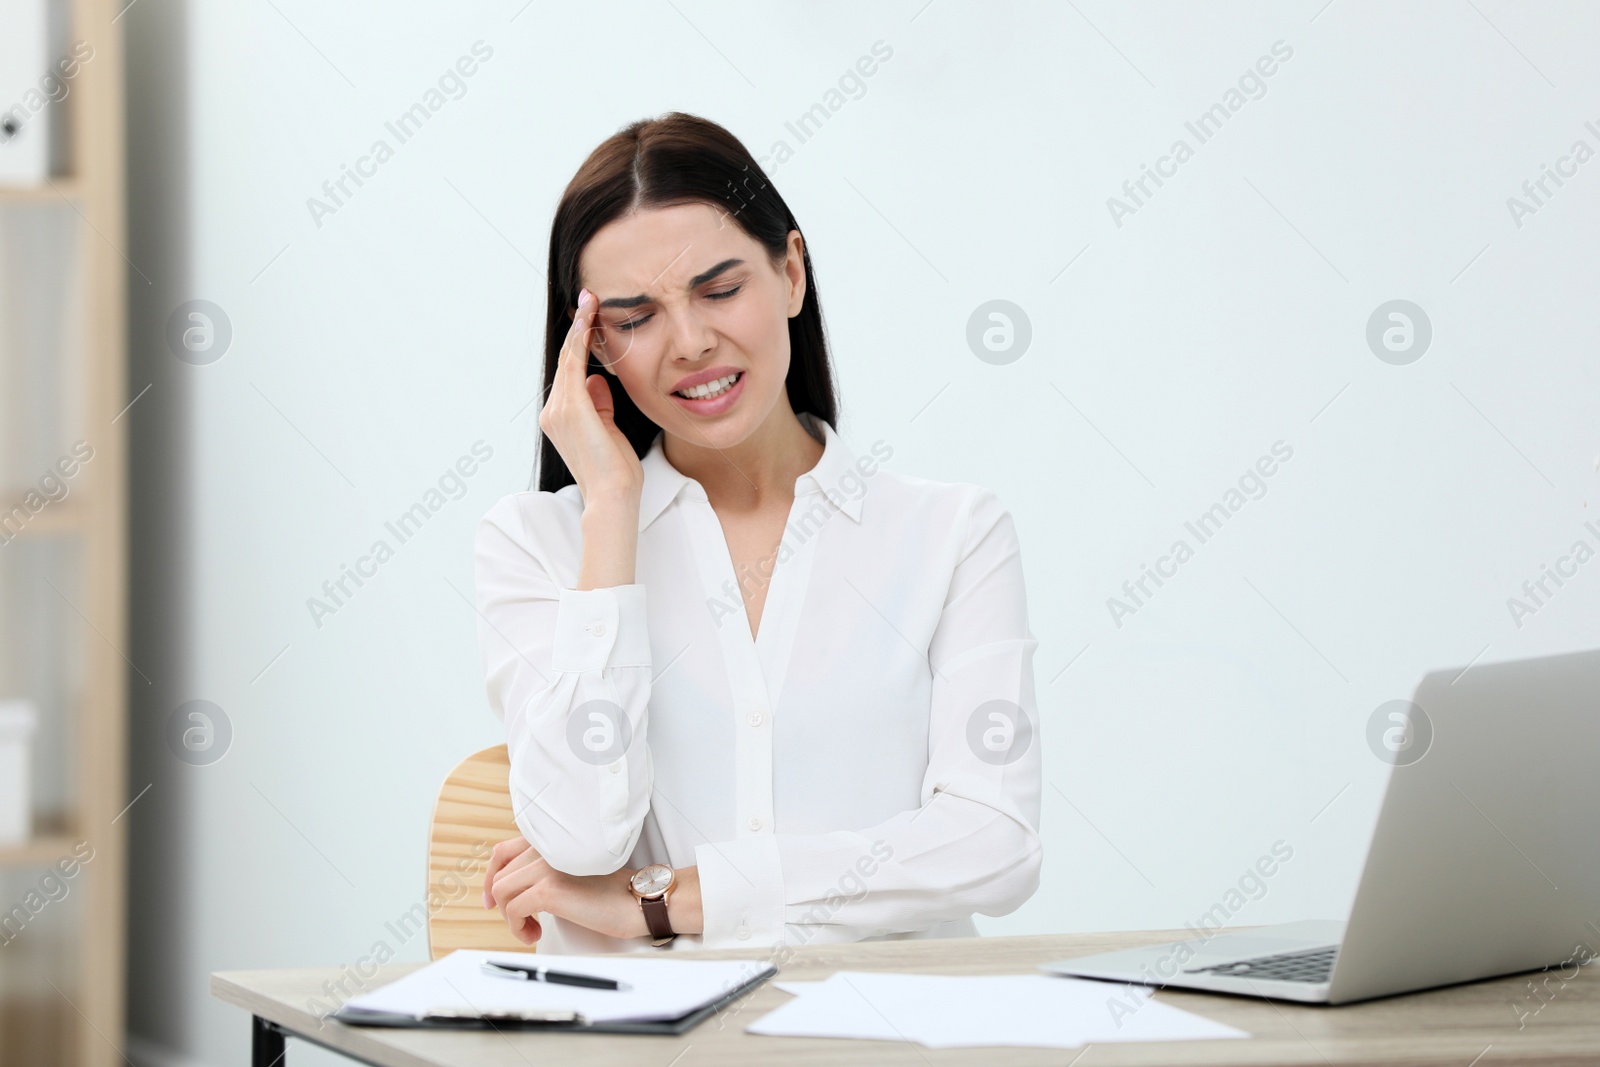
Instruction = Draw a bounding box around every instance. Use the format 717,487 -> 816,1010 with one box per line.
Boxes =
672,371 -> 743,400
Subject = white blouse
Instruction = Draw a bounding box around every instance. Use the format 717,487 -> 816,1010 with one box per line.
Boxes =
473,411 -> 1042,954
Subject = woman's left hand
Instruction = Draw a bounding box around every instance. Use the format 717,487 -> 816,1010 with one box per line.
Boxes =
483,836 -> 646,944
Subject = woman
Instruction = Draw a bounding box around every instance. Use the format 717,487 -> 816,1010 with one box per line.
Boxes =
475,111 -> 1041,955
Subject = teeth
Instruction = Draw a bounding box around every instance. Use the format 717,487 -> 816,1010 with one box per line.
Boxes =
676,372 -> 740,400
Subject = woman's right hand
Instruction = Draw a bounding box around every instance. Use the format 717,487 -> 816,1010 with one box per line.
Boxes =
538,288 -> 645,505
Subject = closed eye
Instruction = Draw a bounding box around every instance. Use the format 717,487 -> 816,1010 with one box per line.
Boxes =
613,285 -> 741,332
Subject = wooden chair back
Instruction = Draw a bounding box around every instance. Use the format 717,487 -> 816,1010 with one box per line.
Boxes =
425,744 -> 532,959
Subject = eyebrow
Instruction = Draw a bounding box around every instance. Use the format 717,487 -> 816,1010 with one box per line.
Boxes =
596,258 -> 746,310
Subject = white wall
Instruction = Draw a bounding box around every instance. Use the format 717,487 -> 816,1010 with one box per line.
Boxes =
125,1 -> 1600,1063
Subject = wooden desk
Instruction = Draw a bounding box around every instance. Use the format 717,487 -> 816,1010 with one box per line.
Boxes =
211,928 -> 1600,1066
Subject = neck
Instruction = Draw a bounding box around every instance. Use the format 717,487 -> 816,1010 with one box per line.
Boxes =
662,403 -> 824,514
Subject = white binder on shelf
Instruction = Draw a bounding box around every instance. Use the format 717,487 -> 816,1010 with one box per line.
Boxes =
0,699 -> 37,844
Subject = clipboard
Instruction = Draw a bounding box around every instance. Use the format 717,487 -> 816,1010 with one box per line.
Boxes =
330,961 -> 775,1035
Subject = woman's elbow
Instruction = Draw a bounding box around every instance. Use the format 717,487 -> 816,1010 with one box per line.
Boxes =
509,805 -> 641,877
517,826 -> 634,877
540,843 -> 630,877
977,823 -> 1043,918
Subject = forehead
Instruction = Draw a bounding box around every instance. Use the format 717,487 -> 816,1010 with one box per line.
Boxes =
578,201 -> 760,294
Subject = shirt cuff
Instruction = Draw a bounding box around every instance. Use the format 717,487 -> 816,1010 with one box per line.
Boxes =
549,584 -> 650,672
694,835 -> 784,949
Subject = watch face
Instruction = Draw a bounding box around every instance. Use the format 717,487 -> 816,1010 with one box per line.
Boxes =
631,864 -> 673,896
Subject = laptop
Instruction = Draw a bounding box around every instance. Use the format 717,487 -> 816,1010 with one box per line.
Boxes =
1042,647 -> 1600,1005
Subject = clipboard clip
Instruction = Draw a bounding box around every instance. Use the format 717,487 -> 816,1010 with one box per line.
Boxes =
424,1006 -> 585,1025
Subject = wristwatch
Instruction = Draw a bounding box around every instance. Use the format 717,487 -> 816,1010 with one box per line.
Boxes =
629,864 -> 677,945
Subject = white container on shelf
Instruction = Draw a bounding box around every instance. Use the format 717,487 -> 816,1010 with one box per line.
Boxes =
0,0 -> 49,185
0,0 -> 72,186
0,698 -> 37,844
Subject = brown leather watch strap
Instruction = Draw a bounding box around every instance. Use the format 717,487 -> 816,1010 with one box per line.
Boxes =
641,895 -> 675,945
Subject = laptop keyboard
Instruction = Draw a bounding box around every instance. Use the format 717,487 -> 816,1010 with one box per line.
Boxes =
1183,944 -> 1338,984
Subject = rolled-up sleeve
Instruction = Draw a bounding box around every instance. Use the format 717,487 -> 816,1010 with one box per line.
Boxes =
693,487 -> 1042,948
474,496 -> 654,875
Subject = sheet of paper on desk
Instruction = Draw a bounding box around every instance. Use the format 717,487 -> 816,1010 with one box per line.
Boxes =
749,972 -> 1249,1049
343,949 -> 772,1024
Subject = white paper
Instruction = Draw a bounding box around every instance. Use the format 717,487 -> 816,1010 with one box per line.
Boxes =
748,972 -> 1248,1049
344,949 -> 773,1024
753,974 -> 908,1042
771,980 -> 828,996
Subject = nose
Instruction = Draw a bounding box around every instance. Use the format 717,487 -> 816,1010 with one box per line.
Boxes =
666,302 -> 717,363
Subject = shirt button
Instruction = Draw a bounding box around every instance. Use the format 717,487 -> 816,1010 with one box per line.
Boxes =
748,816 -> 763,831
736,924 -> 751,941
590,622 -> 607,636
747,711 -> 763,727
608,760 -> 621,775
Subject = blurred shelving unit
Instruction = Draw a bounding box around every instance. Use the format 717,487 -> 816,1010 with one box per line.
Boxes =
0,0 -> 126,1064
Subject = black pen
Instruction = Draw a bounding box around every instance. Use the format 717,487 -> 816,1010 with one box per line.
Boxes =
480,960 -> 631,991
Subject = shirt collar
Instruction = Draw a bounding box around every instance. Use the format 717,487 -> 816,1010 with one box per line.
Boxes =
636,411 -> 867,533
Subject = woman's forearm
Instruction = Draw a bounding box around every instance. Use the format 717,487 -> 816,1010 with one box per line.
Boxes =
578,493 -> 640,589
665,866 -> 703,935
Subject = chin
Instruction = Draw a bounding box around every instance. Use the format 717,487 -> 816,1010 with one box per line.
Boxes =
670,403 -> 766,448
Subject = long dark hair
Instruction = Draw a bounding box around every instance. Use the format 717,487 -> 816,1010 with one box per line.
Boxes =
532,111 -> 838,493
